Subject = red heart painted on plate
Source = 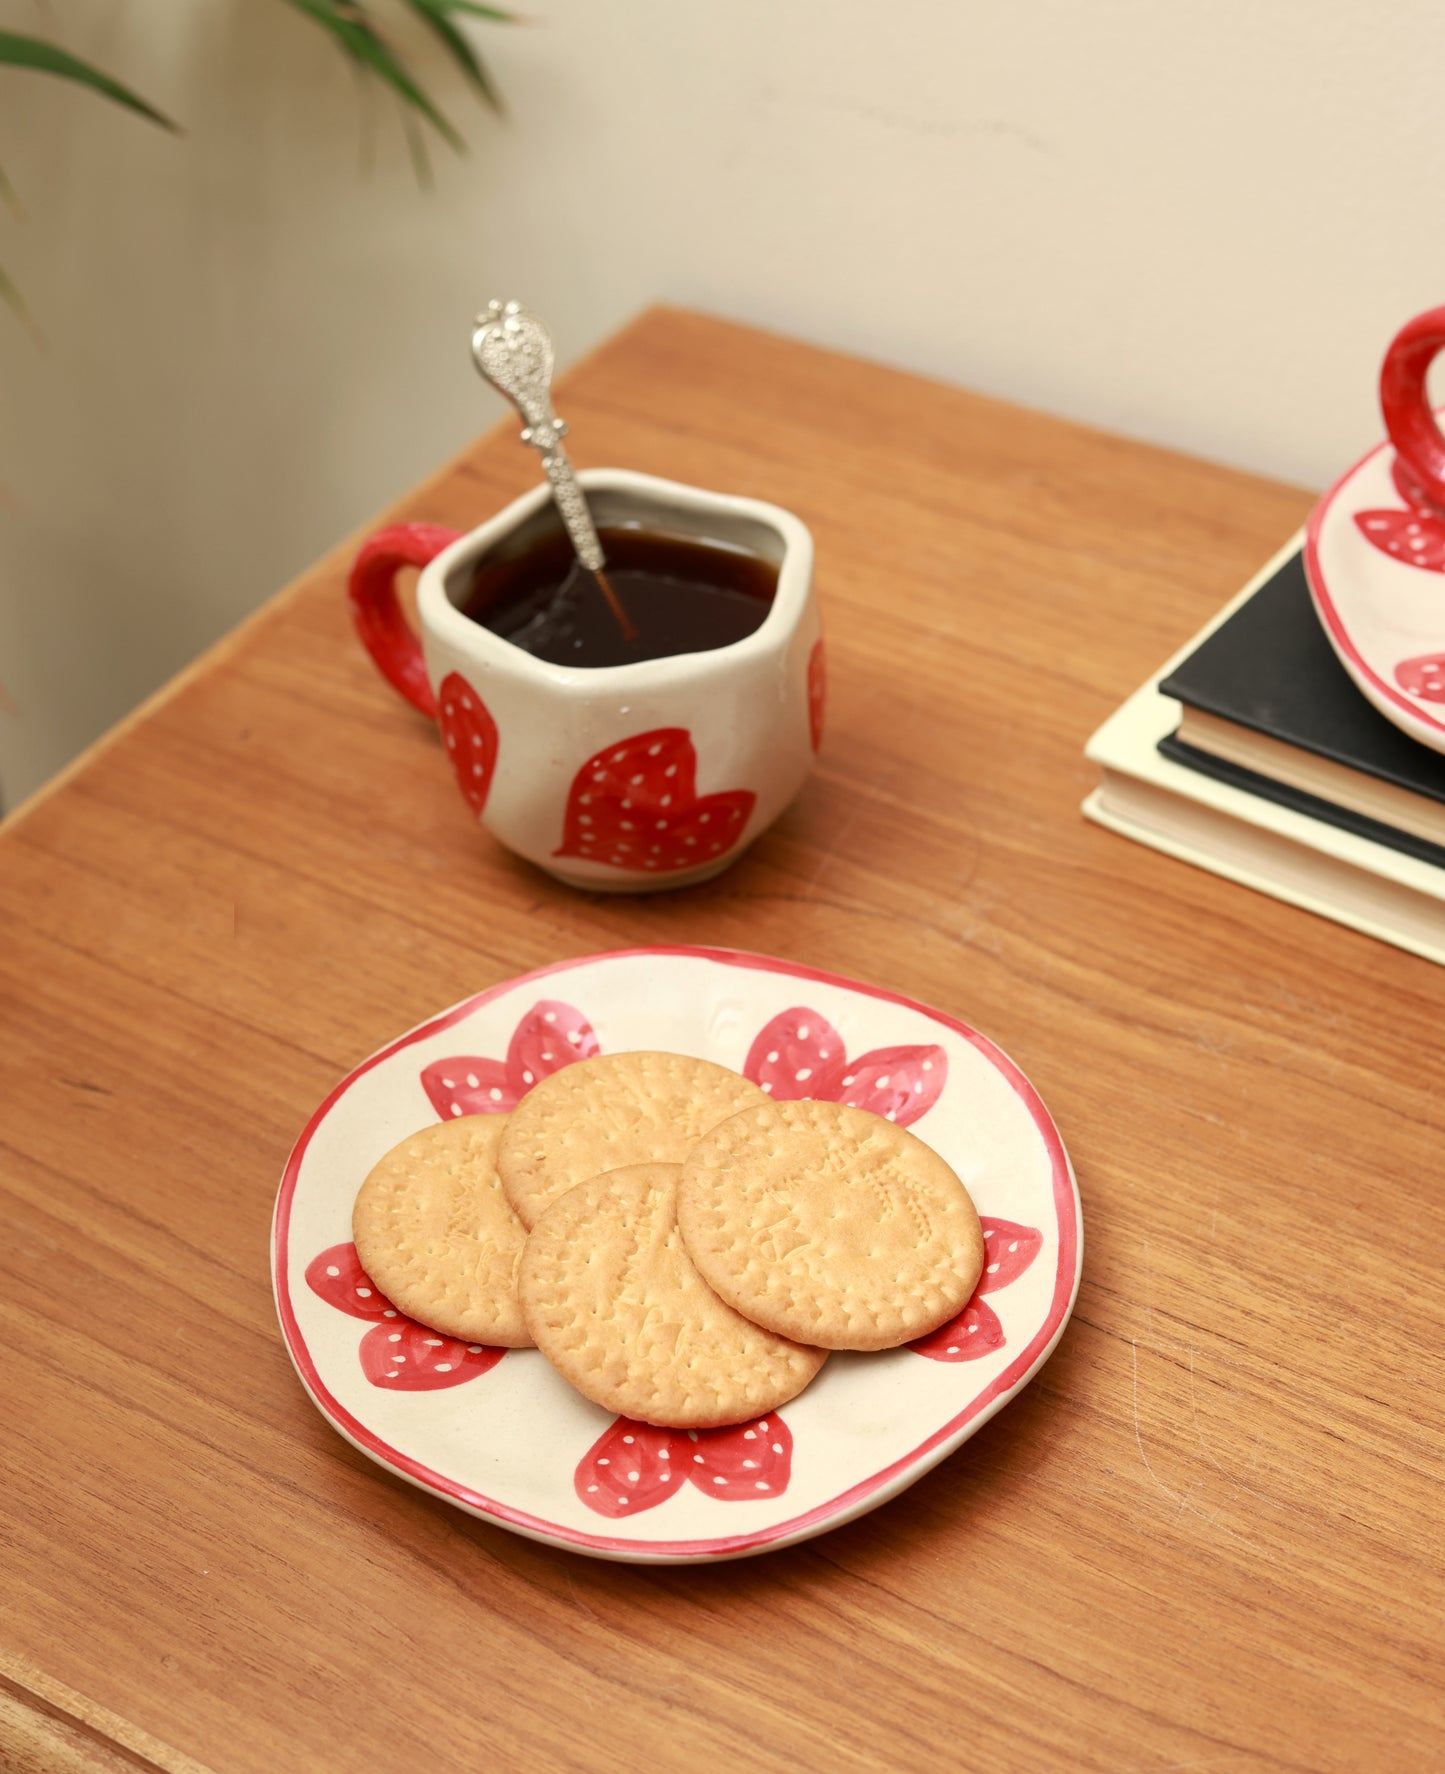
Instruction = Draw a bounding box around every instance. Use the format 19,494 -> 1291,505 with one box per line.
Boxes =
909,1298 -> 1006,1362
358,1318 -> 504,1390
420,999 -> 601,1119
437,672 -> 499,815
506,999 -> 602,1086
682,1415 -> 793,1500
1353,507 -> 1445,573
742,1008 -> 846,1100
305,1243 -> 396,1319
305,1244 -> 504,1388
1394,651 -> 1445,702
742,1008 -> 947,1128
554,729 -> 756,873
910,1218 -> 1042,1361
832,1044 -> 947,1126
574,1418 -> 679,1517
420,1056 -> 515,1118
977,1218 -> 1043,1294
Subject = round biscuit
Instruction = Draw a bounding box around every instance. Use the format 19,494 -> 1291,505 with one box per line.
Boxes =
498,1051 -> 770,1229
352,1115 -> 532,1347
677,1099 -> 984,1351
519,1162 -> 826,1428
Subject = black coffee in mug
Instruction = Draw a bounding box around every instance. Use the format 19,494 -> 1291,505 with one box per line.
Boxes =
458,523 -> 777,668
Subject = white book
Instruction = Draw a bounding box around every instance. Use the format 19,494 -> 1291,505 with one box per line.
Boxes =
1082,534 -> 1445,965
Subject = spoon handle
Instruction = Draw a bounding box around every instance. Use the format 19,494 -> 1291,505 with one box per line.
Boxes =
471,300 -> 606,571
535,436 -> 606,572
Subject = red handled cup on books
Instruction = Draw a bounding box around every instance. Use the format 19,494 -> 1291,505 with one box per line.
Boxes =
1304,305 -> 1445,752
347,470 -> 823,890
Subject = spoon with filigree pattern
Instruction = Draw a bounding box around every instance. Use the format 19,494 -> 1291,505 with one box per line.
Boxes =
470,300 -> 637,640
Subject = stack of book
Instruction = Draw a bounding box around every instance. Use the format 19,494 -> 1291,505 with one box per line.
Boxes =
1084,538 -> 1445,963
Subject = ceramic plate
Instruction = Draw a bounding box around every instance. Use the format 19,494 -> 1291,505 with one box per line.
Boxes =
272,947 -> 1081,1563
1306,428 -> 1445,754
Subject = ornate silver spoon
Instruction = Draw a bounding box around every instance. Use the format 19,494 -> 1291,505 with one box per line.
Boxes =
470,299 -> 636,640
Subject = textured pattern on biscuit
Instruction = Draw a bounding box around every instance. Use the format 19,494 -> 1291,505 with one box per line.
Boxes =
498,1052 -> 770,1229
352,1114 -> 532,1347
519,1163 -> 826,1428
677,1100 -> 984,1351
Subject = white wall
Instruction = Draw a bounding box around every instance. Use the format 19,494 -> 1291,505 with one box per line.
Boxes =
3,0 -> 1442,804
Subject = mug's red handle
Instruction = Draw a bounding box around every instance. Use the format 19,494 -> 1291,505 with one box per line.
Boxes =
1380,306 -> 1445,509
347,523 -> 462,719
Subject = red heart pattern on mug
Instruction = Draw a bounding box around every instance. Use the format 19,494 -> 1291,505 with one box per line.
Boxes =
437,672 -> 499,815
554,729 -> 756,873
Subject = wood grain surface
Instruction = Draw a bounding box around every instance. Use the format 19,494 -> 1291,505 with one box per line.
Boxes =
1,309 -> 1440,1774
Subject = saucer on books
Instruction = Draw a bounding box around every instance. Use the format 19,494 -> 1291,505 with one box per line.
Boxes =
1305,433 -> 1445,755
1085,307 -> 1445,964
1305,308 -> 1445,757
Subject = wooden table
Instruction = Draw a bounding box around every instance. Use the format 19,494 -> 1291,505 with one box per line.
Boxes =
2,309 -> 1440,1774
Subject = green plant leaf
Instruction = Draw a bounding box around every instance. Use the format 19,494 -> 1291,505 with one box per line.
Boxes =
397,90 -> 434,186
398,0 -> 504,114
280,0 -> 464,150
0,160 -> 22,222
0,258 -> 42,343
443,2 -> 519,20
0,31 -> 179,131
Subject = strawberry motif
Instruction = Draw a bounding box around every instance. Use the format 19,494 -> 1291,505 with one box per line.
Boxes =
743,1007 -> 946,1128
306,1241 -> 506,1389
574,1419 -> 678,1517
358,1318 -> 504,1390
554,729 -> 756,873
436,672 -> 499,815
506,999 -> 601,1083
1394,651 -> 1445,702
908,1298 -> 1006,1362
305,1242 -> 396,1319
808,639 -> 827,752
420,999 -> 600,1119
910,1215 -> 1043,1364
1353,507 -> 1445,573
976,1217 -> 1044,1293
420,1056 -> 513,1118
573,1415 -> 795,1517
831,1044 -> 947,1125
682,1416 -> 793,1500
742,1008 -> 845,1100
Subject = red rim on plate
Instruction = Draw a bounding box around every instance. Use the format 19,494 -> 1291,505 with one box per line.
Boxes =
272,947 -> 1081,1560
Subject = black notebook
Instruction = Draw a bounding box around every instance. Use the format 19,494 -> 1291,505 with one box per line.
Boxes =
1157,549 -> 1445,868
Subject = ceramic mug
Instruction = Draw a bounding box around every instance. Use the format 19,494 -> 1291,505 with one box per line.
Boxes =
349,469 -> 825,891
